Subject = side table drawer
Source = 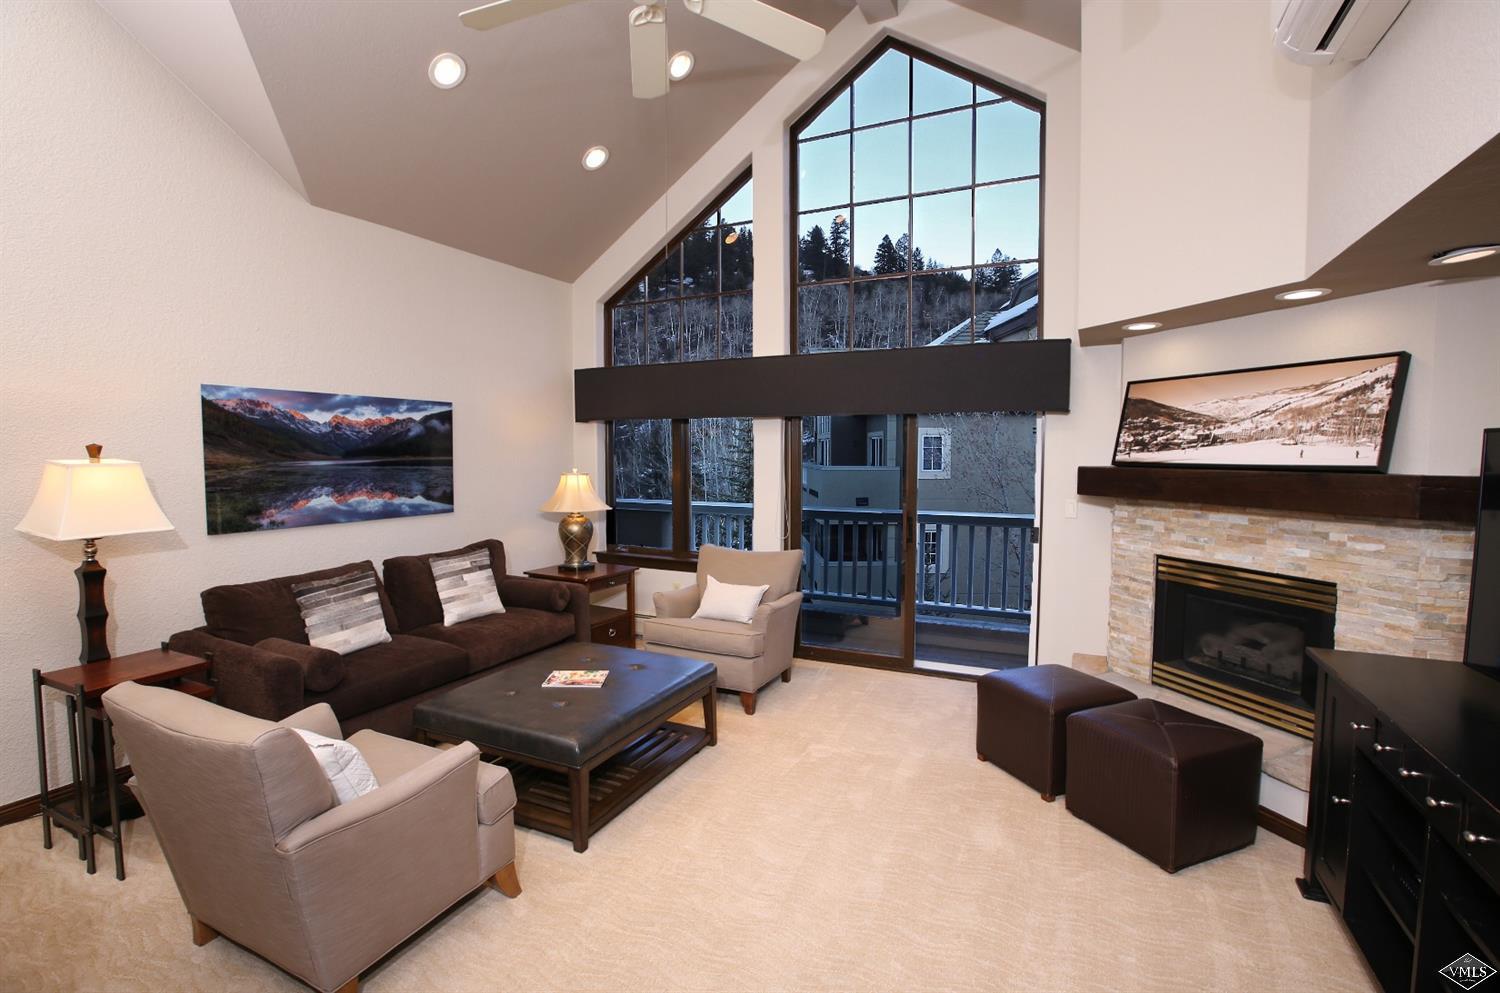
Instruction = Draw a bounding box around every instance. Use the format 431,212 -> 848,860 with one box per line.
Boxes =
592,613 -> 634,647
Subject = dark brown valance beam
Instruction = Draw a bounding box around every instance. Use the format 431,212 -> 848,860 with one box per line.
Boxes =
574,340 -> 1070,422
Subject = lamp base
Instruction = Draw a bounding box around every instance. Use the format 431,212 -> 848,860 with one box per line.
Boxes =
76,538 -> 109,664
558,513 -> 595,571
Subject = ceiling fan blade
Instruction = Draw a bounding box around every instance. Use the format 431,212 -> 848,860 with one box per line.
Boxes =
459,0 -> 579,31
684,0 -> 826,61
629,4 -> 669,99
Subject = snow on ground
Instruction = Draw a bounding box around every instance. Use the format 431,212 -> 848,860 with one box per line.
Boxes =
1117,438 -> 1379,466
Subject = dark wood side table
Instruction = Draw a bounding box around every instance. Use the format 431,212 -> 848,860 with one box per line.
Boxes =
525,563 -> 637,648
33,646 -> 213,880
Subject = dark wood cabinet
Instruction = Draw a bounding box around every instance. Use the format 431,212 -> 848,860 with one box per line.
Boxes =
1300,649 -> 1500,993
525,564 -> 637,648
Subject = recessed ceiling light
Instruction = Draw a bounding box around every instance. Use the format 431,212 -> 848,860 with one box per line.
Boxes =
1429,245 -> 1500,266
582,145 -> 610,171
1122,321 -> 1162,332
428,53 -> 466,90
1274,287 -> 1331,302
668,51 -> 695,81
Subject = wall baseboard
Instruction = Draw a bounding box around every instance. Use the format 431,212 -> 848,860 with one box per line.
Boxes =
1257,804 -> 1306,847
0,768 -> 132,829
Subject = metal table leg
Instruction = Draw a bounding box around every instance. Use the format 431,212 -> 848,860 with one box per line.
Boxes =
98,708 -> 124,880
32,670 -> 52,851
73,686 -> 96,875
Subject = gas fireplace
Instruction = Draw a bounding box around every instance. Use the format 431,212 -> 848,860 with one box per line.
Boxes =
1151,555 -> 1336,739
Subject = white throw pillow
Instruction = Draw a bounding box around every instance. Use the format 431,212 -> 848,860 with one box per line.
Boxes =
292,728 -> 379,805
692,574 -> 770,625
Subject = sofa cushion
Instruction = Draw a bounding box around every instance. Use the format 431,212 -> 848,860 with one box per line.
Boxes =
201,560 -> 399,646
255,638 -> 346,694
431,547 -> 505,626
304,634 -> 469,720
384,539 -> 508,632
410,607 -> 575,675
642,614 -> 766,660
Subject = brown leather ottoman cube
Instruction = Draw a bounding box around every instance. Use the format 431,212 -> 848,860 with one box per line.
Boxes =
975,664 -> 1137,801
1065,699 -> 1263,872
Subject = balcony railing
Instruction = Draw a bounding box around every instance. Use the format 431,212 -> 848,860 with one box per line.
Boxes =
614,500 -> 1034,621
801,509 -> 1034,620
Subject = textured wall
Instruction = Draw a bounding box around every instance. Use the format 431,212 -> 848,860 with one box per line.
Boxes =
1107,502 -> 1474,682
0,2 -> 573,805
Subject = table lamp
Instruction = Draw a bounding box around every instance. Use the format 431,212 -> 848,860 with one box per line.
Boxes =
539,469 -> 610,571
16,444 -> 174,663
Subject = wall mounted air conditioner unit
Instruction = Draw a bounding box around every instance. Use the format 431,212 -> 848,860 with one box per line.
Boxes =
1272,0 -> 1409,65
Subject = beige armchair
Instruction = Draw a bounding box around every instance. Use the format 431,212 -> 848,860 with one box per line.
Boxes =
102,681 -> 519,993
643,544 -> 804,714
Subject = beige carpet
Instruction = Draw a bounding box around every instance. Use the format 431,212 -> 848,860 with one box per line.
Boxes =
0,660 -> 1374,993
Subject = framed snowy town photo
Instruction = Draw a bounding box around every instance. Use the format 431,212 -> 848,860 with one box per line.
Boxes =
1112,352 -> 1410,472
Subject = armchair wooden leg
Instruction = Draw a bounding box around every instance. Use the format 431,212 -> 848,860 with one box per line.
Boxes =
739,692 -> 757,715
190,917 -> 219,947
781,668 -> 791,683
335,977 -> 359,993
491,861 -> 522,898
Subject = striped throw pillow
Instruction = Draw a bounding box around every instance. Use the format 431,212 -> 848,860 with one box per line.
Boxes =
290,569 -> 392,655
430,547 -> 505,626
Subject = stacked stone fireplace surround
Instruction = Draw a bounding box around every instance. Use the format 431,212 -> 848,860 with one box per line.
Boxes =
1107,500 -> 1475,684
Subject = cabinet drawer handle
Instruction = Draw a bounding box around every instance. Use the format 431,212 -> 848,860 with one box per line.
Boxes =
1331,796 -> 1352,806
607,627 -> 617,638
1462,831 -> 1496,846
1426,797 -> 1457,809
1349,722 -> 1372,731
1373,743 -> 1399,753
1398,768 -> 1425,779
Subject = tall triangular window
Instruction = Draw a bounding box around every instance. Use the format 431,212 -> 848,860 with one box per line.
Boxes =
792,42 -> 1042,352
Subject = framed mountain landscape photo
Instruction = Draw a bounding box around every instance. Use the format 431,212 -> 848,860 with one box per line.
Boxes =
1112,352 -> 1410,472
201,384 -> 454,533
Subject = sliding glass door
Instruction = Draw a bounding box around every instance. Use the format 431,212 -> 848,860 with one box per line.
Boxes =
790,412 -> 1037,672
795,415 -> 908,661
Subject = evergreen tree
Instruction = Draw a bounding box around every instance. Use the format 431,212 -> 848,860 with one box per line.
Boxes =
827,215 -> 850,271
799,224 -> 829,280
977,249 -> 1021,295
873,234 -> 905,274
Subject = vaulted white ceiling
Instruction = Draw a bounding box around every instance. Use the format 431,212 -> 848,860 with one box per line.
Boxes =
101,0 -> 1081,281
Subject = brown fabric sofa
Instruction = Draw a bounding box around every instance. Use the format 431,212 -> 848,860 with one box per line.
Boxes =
168,540 -> 587,738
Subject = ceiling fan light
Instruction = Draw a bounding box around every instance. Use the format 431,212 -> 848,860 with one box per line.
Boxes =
428,53 -> 466,89
582,145 -> 610,171
1429,245 -> 1500,266
668,51 -> 695,81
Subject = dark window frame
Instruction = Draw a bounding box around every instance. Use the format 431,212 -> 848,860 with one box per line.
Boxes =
602,170 -> 754,569
788,38 -> 1046,353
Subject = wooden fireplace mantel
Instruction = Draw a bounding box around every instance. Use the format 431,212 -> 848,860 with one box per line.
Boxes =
1076,466 -> 1478,526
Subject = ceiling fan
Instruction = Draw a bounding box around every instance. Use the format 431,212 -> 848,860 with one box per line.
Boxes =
458,0 -> 827,99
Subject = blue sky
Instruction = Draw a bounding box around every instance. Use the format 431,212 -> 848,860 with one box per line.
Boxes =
201,384 -> 450,423
796,49 -> 1041,272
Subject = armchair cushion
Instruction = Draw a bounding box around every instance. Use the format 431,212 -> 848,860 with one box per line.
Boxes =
692,574 -> 769,624
292,729 -> 379,805
349,729 -> 516,826
642,615 -> 767,660
697,545 -> 802,603
256,638 -> 345,694
653,585 -> 701,618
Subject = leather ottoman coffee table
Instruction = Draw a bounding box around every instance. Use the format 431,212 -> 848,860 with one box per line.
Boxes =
413,642 -> 716,853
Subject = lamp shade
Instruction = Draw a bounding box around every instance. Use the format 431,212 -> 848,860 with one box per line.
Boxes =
16,458 -> 174,541
539,470 -> 610,514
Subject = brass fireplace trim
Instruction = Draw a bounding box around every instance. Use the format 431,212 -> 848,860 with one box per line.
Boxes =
1153,664 -> 1315,739
1156,556 -> 1337,614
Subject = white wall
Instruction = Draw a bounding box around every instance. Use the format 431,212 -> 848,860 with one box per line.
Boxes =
0,1 -> 573,805
1076,0 -> 1313,327
1307,0 -> 1500,271
1117,276 -> 1500,474
566,2 -> 1111,671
